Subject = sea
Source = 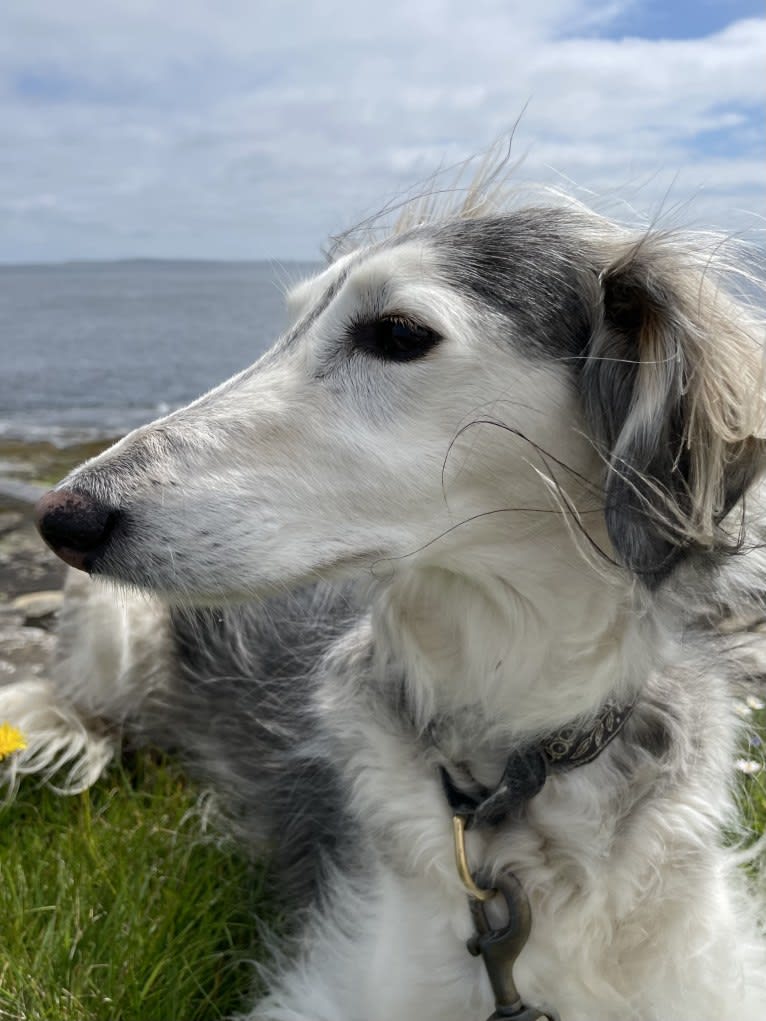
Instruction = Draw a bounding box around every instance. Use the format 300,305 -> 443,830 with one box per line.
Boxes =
0,259 -> 319,446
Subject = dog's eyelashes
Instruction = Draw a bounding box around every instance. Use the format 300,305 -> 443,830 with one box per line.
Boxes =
349,315 -> 441,362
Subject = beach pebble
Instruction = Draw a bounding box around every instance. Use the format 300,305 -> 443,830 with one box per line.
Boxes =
0,621 -> 55,678
0,511 -> 23,537
0,604 -> 24,627
0,622 -> 55,651
12,590 -> 64,627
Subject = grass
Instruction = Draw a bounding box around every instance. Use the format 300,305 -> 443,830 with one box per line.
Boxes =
736,703 -> 766,849
0,753 -> 273,1021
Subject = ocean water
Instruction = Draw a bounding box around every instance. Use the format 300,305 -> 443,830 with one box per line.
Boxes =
0,260 -> 318,445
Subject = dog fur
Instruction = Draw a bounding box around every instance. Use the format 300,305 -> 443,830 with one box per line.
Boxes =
3,183 -> 766,1019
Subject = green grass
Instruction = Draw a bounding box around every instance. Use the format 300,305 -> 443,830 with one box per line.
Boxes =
0,752 -> 274,1021
736,704 -> 766,849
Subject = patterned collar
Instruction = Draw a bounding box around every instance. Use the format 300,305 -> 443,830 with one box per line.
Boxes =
440,697 -> 637,829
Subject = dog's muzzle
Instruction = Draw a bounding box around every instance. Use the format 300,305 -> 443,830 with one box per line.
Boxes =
35,488 -> 120,572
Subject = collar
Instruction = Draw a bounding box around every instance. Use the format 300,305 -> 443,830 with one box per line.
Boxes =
440,696 -> 637,829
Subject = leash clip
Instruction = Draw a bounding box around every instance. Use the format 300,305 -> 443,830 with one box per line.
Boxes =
468,868 -> 552,1021
452,814 -> 552,1021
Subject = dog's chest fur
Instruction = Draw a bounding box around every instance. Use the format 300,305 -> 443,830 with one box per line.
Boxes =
291,597 -> 755,1021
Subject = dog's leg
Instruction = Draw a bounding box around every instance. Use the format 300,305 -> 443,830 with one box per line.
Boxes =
0,676 -> 114,796
1,570 -> 170,797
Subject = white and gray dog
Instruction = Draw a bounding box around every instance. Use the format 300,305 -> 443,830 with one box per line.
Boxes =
3,180 -> 766,1019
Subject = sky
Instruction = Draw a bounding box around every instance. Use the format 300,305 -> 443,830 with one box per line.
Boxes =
0,0 -> 763,262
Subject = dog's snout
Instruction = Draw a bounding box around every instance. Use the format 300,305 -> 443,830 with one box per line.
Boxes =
35,488 -> 119,572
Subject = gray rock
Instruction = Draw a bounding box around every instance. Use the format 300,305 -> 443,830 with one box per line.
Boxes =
0,478 -> 46,503
0,622 -> 55,683
0,605 -> 24,627
0,524 -> 66,598
12,590 -> 64,627
0,511 -> 23,537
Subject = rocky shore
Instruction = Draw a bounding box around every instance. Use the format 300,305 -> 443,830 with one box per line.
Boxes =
0,494 -> 64,684
0,437 -> 112,685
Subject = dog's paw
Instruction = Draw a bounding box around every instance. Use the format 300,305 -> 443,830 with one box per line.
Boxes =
0,678 -> 115,799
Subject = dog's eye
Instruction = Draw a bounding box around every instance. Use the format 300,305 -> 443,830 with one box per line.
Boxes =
350,315 -> 441,362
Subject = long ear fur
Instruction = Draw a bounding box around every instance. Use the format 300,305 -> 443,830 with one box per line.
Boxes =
582,233 -> 766,586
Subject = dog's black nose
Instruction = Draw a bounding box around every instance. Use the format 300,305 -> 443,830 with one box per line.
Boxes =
35,488 -> 119,572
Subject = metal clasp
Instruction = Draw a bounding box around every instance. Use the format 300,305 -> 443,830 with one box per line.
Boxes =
452,814 -> 552,1021
468,869 -> 550,1020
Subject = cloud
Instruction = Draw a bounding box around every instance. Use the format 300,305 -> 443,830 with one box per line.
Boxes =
0,1 -> 763,260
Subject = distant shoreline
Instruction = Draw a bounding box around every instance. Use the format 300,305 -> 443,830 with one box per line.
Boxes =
0,256 -> 322,271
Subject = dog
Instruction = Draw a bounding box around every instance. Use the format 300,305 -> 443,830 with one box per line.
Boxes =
3,178 -> 766,1019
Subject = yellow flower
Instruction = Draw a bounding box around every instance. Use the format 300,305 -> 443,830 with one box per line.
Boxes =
0,722 -> 27,761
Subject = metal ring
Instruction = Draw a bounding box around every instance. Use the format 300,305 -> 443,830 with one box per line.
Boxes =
452,815 -> 495,902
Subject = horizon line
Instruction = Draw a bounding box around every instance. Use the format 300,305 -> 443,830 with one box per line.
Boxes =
0,255 -> 324,270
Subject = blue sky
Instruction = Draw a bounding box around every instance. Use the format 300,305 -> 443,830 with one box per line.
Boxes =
594,0 -> 764,40
0,0 -> 763,262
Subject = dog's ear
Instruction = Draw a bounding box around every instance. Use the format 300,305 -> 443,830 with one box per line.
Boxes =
582,237 -> 766,586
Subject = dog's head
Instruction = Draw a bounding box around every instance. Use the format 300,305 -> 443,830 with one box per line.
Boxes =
35,207 -> 766,600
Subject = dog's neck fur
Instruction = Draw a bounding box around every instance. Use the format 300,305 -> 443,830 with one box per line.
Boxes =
370,543 -> 658,783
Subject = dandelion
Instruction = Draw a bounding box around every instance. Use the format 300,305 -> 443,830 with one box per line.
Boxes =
0,722 -> 27,761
